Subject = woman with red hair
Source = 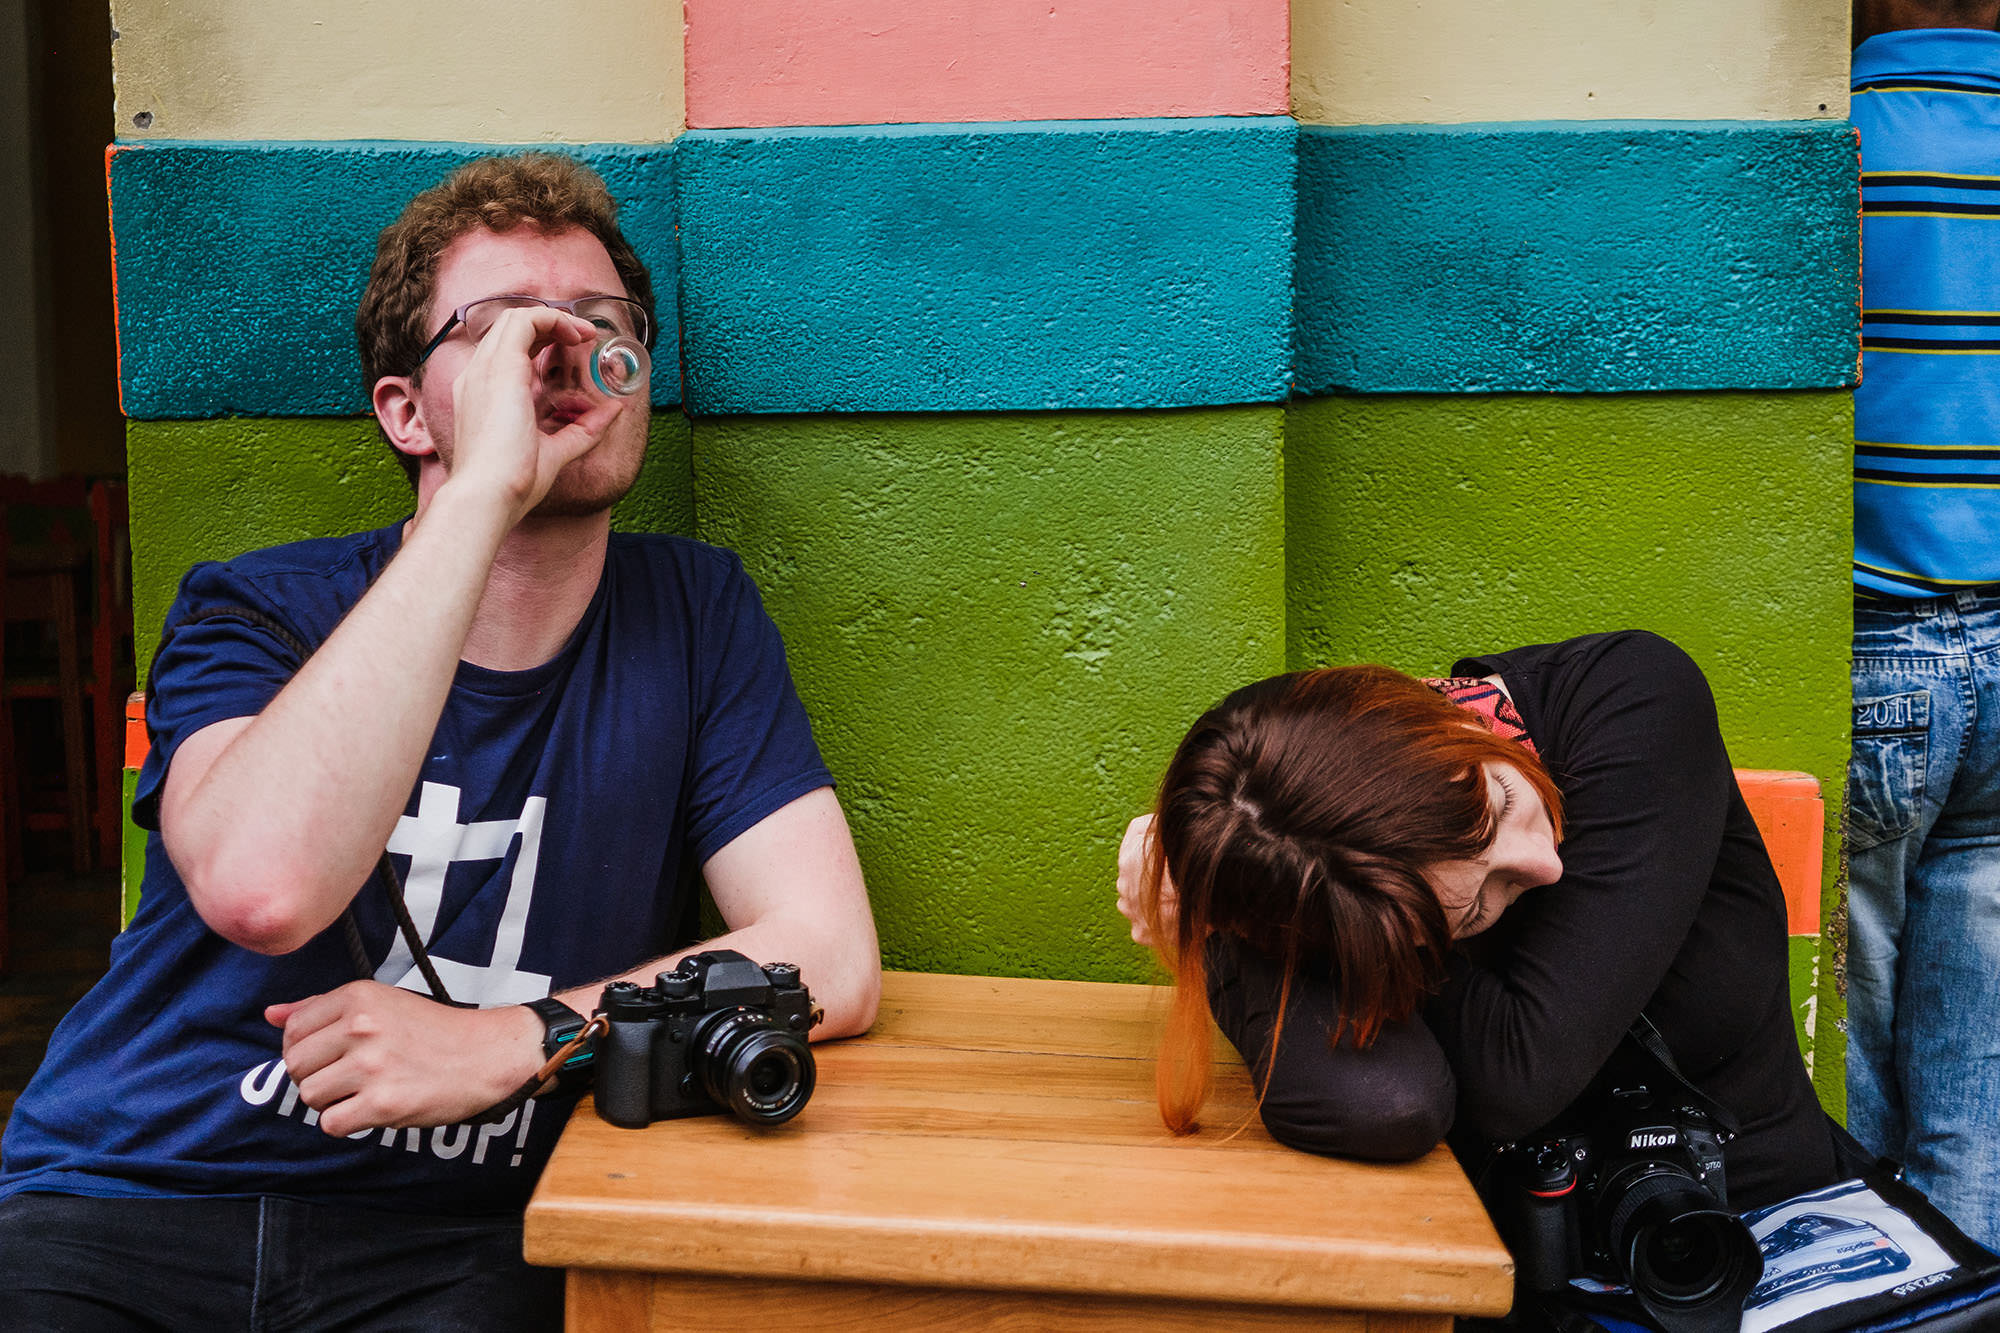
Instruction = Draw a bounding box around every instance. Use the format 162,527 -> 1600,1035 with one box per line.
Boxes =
1115,631 -> 1840,1210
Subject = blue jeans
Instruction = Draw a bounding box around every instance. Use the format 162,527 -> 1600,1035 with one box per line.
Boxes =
1848,590 -> 2000,1248
0,1191 -> 563,1330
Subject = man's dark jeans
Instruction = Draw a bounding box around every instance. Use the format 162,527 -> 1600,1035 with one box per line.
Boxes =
0,1191 -> 564,1331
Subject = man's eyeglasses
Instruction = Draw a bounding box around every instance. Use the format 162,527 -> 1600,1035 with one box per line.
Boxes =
413,295 -> 651,372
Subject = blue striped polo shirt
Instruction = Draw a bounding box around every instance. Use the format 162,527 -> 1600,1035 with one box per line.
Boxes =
1854,29 -> 2000,598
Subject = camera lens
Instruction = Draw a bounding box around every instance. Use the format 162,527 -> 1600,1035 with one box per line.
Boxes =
1635,1215 -> 1728,1301
693,1008 -> 815,1126
1599,1164 -> 1760,1325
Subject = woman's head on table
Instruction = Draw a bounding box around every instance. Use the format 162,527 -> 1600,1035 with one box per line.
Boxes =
1132,666 -> 1564,1131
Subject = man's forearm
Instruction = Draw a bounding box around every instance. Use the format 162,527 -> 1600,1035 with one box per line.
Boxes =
163,484 -> 515,953
555,914 -> 881,1041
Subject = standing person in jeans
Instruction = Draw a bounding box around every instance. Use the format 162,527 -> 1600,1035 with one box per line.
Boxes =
1848,0 -> 2000,1249
0,152 -> 882,1328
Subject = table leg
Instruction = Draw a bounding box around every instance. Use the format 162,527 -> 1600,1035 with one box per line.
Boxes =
566,1269 -> 655,1332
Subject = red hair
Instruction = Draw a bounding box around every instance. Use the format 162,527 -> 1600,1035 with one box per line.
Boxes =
1140,666 -> 1564,1134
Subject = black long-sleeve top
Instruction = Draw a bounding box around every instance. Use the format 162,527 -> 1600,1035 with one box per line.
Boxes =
1209,632 -> 1840,1209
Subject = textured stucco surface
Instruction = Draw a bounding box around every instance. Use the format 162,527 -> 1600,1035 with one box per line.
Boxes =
1295,122 -> 1860,395
677,119 -> 1296,415
127,415 -> 694,681
1291,0 -> 1849,126
1286,391 -> 1850,777
685,0 -> 1288,128
109,142 -> 680,418
1287,389 -> 1852,1086
110,0 -> 683,143
693,409 -> 1285,981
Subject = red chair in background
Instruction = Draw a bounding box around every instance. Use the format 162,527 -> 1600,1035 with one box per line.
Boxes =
0,477 -> 134,973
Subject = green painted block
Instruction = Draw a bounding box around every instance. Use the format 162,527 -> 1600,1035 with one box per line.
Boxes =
694,408 -> 1286,981
1818,851 -> 1850,1123
122,768 -> 145,927
1287,391 -> 1852,782
126,415 -> 695,680
1790,932 -> 1820,1077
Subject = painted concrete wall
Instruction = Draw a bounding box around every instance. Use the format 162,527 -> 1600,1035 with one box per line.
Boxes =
107,142 -> 682,417
1292,0 -> 1850,126
677,118 -> 1294,414
1296,122 -> 1859,394
124,416 -> 694,683
685,0 -> 1288,128
109,0 -> 684,142
697,410 -> 1283,978
106,3 -> 1861,1102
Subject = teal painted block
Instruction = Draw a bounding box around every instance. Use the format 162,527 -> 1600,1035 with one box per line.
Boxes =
694,408 -> 1285,981
677,118 -> 1296,414
1296,122 -> 1860,393
127,415 -> 695,680
109,141 -> 680,418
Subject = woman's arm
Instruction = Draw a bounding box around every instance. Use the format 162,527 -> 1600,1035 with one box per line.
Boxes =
1208,935 -> 1456,1160
1426,632 -> 1738,1143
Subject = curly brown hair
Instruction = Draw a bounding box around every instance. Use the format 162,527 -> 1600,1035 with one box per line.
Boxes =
355,152 -> 657,483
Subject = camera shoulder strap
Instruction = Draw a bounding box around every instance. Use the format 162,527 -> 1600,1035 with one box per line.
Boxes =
151,600 -> 460,1006
1625,1013 -> 1741,1139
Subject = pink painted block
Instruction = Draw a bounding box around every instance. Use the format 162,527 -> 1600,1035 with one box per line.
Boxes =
685,0 -> 1289,129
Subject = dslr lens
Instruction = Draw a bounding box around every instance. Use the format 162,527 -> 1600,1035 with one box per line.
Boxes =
694,1008 -> 816,1126
1600,1165 -> 1760,1326
1634,1215 -> 1730,1301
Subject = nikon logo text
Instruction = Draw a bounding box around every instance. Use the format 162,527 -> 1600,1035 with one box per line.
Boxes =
1628,1131 -> 1678,1150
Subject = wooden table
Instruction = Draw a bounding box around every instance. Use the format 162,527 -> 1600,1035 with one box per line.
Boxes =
525,971 -> 1515,1331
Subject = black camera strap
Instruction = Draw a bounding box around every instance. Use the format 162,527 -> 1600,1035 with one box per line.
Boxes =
151,601 -> 461,1007
1623,1013 -> 1741,1140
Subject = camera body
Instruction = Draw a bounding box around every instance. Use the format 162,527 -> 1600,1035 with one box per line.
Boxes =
594,950 -> 819,1129
1486,1046 -> 1762,1333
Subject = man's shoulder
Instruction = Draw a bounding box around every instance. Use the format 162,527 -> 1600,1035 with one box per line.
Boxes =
607,530 -> 738,569
169,524 -> 402,644
605,531 -> 766,600
191,524 -> 400,594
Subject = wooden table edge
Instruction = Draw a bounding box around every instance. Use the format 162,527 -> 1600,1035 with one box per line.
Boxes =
523,1196 -> 1517,1316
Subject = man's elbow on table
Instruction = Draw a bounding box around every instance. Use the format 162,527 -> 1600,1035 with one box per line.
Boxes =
807,877 -> 883,1039
814,948 -> 881,1040
703,787 -> 883,1040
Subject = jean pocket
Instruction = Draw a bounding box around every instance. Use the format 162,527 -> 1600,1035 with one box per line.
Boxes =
1849,689 -> 1930,852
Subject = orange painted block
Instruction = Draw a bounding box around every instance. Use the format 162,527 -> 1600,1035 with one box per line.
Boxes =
124,691 -> 148,770
684,0 -> 1289,129
1735,769 -> 1824,936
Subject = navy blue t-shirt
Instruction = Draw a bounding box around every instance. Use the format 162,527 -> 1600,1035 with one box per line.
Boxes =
0,523 -> 832,1214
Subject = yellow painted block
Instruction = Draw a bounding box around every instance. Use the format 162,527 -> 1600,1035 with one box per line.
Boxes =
110,0 -> 683,142
1292,0 -> 1850,126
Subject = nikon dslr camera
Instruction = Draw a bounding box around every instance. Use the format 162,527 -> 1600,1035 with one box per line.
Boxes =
594,950 -> 820,1129
1485,1040 -> 1762,1333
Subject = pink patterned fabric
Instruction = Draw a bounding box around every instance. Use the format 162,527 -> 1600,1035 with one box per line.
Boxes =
1422,677 -> 1538,756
